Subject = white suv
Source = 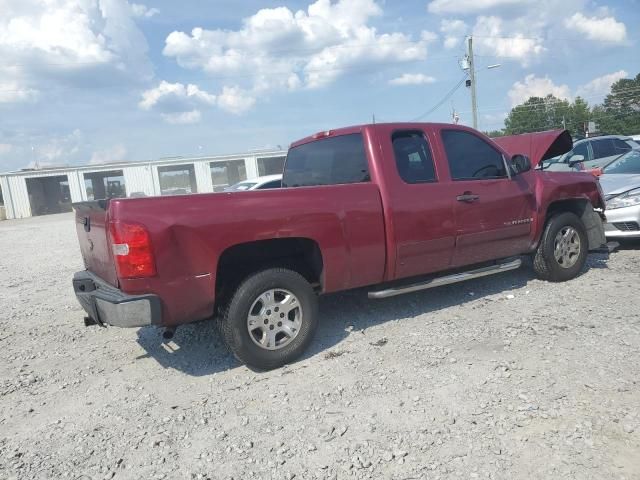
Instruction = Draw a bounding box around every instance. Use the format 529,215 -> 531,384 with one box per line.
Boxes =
544,135 -> 639,171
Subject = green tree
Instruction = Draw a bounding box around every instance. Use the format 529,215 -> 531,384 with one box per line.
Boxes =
564,96 -> 590,137
504,95 -> 591,137
591,73 -> 640,135
484,129 -> 505,138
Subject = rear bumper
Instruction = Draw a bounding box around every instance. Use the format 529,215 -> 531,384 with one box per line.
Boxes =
73,271 -> 162,328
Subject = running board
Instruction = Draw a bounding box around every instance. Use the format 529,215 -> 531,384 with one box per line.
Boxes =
368,258 -> 522,299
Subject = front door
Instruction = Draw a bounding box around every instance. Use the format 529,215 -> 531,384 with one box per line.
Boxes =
439,129 -> 535,267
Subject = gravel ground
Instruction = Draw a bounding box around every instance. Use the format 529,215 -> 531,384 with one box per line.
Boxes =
0,212 -> 639,480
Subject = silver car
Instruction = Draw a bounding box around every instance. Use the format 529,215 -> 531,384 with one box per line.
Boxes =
224,174 -> 282,192
600,149 -> 640,238
544,135 -> 639,172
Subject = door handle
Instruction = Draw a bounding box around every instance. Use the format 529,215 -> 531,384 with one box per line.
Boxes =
456,193 -> 480,202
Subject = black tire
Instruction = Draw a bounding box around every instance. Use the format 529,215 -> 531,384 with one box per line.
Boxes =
533,212 -> 588,282
220,268 -> 318,370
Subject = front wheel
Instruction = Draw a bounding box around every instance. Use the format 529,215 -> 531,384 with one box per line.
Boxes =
220,268 -> 319,370
532,212 -> 588,282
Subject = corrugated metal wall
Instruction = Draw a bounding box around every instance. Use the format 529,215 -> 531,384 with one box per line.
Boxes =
123,164 -> 156,197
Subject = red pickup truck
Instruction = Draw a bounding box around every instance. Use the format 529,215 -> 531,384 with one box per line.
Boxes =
73,123 -> 606,369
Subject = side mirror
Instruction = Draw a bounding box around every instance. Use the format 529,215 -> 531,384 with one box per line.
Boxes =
568,154 -> 585,167
511,154 -> 531,175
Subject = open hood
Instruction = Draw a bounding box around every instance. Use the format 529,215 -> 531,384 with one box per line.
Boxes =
492,129 -> 573,167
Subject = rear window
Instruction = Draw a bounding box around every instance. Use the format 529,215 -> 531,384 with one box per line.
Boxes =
591,139 -> 616,159
613,138 -> 633,154
282,134 -> 370,187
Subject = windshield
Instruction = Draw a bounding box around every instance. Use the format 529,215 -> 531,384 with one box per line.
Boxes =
225,182 -> 258,191
602,150 -> 640,174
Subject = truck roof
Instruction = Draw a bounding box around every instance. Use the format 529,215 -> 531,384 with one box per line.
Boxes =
290,122 -> 471,149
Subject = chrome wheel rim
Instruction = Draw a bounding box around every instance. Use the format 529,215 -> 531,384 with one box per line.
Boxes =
247,289 -> 303,351
553,226 -> 581,268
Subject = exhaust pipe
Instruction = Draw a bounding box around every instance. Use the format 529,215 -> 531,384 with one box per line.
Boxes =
162,327 -> 176,341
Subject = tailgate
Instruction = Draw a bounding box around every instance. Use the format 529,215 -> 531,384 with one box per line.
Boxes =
73,201 -> 119,287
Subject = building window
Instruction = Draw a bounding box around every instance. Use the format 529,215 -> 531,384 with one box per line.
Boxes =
83,170 -> 126,200
257,156 -> 286,176
25,175 -> 73,216
210,160 -> 247,191
158,164 -> 198,195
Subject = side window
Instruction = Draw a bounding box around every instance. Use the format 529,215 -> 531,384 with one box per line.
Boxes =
571,142 -> 589,161
282,134 -> 370,187
613,139 -> 632,154
441,130 -> 507,180
591,139 -> 616,159
392,131 -> 436,183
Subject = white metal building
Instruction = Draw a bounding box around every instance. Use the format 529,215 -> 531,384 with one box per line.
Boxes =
0,149 -> 287,220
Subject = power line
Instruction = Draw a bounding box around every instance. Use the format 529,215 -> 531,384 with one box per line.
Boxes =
410,75 -> 468,122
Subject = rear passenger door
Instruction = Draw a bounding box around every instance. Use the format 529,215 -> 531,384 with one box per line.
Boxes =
377,127 -> 457,279
438,129 -> 535,267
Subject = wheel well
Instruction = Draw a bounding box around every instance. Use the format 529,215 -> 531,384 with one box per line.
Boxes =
545,199 -> 589,220
215,238 -> 323,308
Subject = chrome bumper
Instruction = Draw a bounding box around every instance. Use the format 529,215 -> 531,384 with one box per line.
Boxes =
72,271 -> 161,328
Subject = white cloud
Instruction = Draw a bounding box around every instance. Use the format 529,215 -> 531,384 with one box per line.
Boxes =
564,13 -> 627,44
90,144 -> 128,164
428,0 -> 532,14
576,70 -> 627,99
162,110 -> 202,125
389,73 -> 436,86
0,81 -> 39,104
139,81 -> 254,120
0,0 -> 152,104
473,16 -> 545,65
131,3 -> 159,18
139,81 -> 216,110
139,81 -> 217,123
440,19 -> 467,49
217,86 -> 256,115
508,74 -> 571,107
28,129 -> 84,166
163,0 -> 436,109
0,144 -> 13,155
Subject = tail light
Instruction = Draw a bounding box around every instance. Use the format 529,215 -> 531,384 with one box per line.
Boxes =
109,222 -> 157,278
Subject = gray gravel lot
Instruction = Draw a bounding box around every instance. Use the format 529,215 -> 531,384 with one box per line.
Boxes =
0,212 -> 639,480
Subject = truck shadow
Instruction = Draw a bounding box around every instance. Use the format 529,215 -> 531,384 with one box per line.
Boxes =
135,253 -> 610,376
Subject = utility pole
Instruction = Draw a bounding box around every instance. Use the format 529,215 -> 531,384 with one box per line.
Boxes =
467,36 -> 478,130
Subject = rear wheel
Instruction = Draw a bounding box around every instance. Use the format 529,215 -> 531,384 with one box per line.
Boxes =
533,212 -> 588,282
220,268 -> 318,370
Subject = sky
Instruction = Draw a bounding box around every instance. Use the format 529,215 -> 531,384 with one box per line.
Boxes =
0,0 -> 639,172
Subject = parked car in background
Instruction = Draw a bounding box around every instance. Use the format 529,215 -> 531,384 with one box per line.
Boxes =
599,149 -> 640,238
543,135 -> 639,172
224,174 -> 282,191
